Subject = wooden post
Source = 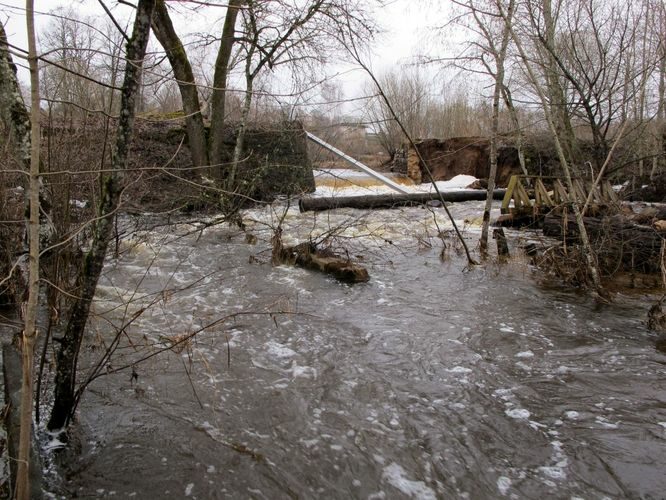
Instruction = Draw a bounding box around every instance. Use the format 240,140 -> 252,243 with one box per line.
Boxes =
493,228 -> 510,258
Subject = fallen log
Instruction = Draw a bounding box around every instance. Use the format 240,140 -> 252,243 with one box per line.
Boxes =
543,213 -> 665,274
277,242 -> 369,283
299,189 -> 507,212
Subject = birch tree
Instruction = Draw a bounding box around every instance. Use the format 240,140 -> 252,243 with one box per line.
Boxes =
15,1 -> 41,497
454,0 -> 515,256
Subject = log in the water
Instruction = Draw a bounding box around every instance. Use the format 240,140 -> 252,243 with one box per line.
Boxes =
543,213 -> 665,274
278,243 -> 369,283
299,189 -> 507,212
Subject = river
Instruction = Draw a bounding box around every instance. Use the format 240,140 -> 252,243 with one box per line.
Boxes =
45,195 -> 666,499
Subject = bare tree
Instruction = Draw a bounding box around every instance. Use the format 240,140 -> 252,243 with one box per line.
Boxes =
366,68 -> 434,159
151,0 -> 376,201
456,0 -> 514,256
48,0 -> 156,432
15,1 -> 41,496
498,0 -> 603,292
151,0 -> 218,170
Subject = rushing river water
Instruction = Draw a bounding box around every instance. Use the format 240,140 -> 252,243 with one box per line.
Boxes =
47,199 -> 666,499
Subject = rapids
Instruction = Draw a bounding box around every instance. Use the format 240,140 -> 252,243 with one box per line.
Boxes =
47,199 -> 665,499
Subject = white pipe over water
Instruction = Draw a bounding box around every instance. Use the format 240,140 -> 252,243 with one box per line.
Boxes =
305,131 -> 410,195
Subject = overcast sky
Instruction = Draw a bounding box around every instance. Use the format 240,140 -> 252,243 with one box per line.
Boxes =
0,0 -> 465,113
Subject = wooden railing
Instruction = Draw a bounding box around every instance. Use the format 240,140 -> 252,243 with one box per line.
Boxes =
501,175 -> 619,216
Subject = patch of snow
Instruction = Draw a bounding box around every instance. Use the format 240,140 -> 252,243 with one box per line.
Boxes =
185,483 -> 194,496
69,199 -> 88,209
311,170 -> 480,198
564,411 -> 579,420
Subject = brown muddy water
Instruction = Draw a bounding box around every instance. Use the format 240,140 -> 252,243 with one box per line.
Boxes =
40,201 -> 666,499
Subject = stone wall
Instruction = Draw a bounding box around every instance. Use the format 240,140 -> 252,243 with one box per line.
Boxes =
212,121 -> 316,201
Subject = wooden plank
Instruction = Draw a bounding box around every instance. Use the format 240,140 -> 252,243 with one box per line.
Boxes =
572,179 -> 587,203
535,179 -> 554,206
553,180 -> 569,204
514,181 -> 532,209
502,175 -> 519,214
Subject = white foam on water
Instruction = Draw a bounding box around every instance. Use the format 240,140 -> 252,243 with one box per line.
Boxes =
536,440 -> 569,482
515,351 -> 534,358
447,366 -> 472,374
493,388 -> 513,399
290,361 -> 317,380
265,340 -> 297,359
497,476 -> 511,495
505,408 -> 531,419
595,417 -> 619,429
539,466 -> 566,480
382,463 -> 437,500
301,439 -> 319,448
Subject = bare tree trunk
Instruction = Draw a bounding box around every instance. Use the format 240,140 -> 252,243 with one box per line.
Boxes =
479,0 -> 512,257
47,0 -> 156,432
502,2 -> 603,292
209,0 -> 243,174
0,25 -> 30,166
501,85 -> 527,175
228,54 -> 255,195
151,0 -> 209,169
538,0 -> 578,169
15,2 -> 40,497
656,14 -> 666,178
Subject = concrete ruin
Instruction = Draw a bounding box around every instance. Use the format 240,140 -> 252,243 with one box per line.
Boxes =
400,137 -> 523,187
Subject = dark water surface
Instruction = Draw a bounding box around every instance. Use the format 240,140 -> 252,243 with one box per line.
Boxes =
46,202 -> 666,499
